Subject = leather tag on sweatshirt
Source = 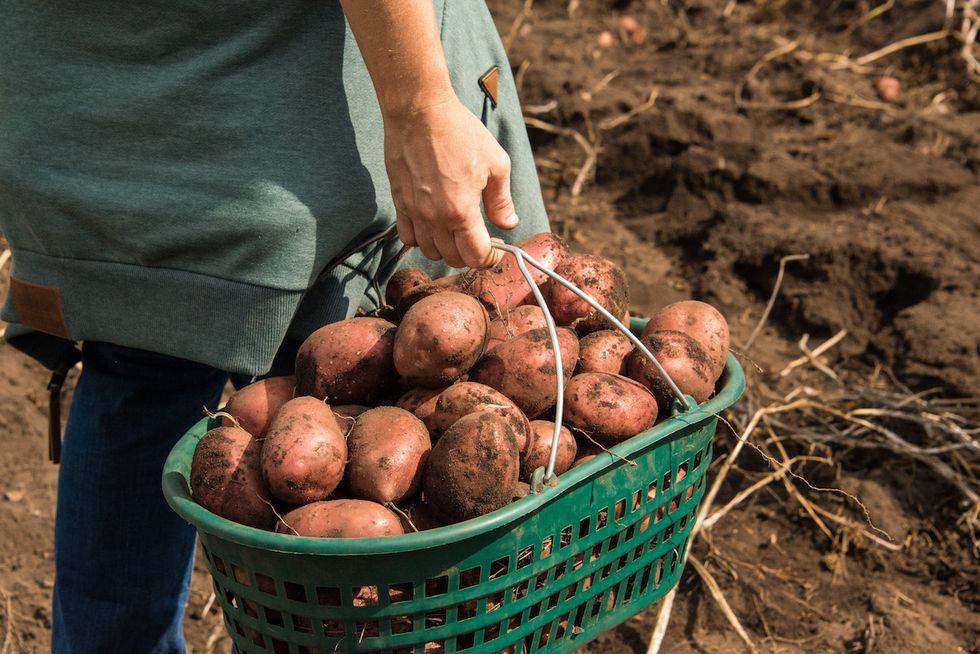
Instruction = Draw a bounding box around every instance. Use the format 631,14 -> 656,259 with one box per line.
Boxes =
10,277 -> 71,339
479,66 -> 500,107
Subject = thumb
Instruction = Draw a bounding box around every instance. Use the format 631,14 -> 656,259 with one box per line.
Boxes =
483,153 -> 519,230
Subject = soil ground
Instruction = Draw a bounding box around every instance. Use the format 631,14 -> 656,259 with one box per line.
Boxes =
1,1 -> 978,652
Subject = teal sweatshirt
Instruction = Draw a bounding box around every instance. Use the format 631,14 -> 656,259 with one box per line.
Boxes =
0,0 -> 548,375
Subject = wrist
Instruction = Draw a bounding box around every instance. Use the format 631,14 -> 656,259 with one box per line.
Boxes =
379,79 -> 456,124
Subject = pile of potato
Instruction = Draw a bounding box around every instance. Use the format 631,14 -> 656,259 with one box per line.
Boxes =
189,233 -> 730,538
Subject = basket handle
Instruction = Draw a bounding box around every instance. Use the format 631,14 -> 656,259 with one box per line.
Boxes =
491,242 -> 694,482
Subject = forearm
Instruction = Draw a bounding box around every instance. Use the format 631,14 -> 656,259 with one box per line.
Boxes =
339,1 -> 454,119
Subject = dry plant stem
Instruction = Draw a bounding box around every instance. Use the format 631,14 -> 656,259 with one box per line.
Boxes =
503,0 -> 534,53
688,555 -> 759,654
1,587 -> 13,654
203,408 -> 240,429
598,87 -> 660,130
645,589 -> 676,654
765,421 -> 836,541
807,503 -> 903,551
201,591 -> 217,619
797,335 -> 842,383
523,116 -> 597,199
780,329 -> 847,377
384,502 -> 418,532
741,254 -> 810,351
855,29 -> 951,65
701,454 -> 830,529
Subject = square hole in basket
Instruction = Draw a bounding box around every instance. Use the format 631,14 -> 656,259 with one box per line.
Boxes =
694,450 -> 703,469
600,564 -> 612,580
640,563 -> 652,593
583,573 -> 595,592
541,535 -> 554,558
648,533 -> 660,552
596,508 -> 608,530
556,612 -> 570,639
264,606 -> 284,627
529,600 -> 542,620
625,574 -> 637,602
291,614 -> 312,634
632,489 -> 642,511
625,524 -> 636,543
579,516 -> 591,539
426,609 -> 447,629
491,555 -> 510,577
590,595 -> 603,618
392,614 -> 413,634
665,524 -> 674,542
456,632 -> 475,651
389,582 -> 413,602
233,619 -> 244,637
212,554 -> 227,576
511,579 -> 530,602
655,557 -> 666,585
231,564 -> 249,586
242,598 -> 258,619
647,480 -> 657,501
354,585 -> 379,606
572,551 -> 585,571
426,576 -> 449,597
614,499 -> 626,521
662,470 -> 672,491
255,573 -> 276,596
516,545 -> 534,569
560,526 -> 572,549
284,581 -> 306,602
553,560 -> 567,581
669,494 -> 680,514
535,571 -> 548,590
634,545 -> 644,560
316,586 -> 341,606
617,554 -> 628,572
271,637 -> 288,654
677,460 -> 690,482
589,544 -> 602,563
487,590 -> 505,612
458,600 -> 477,621
654,504 -> 666,524
484,622 -> 501,642
609,533 -> 620,551
322,618 -> 345,638
460,567 -> 481,589
355,620 -> 381,638
548,592 -> 560,610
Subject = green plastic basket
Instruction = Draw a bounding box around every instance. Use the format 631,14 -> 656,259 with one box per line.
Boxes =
163,331 -> 744,654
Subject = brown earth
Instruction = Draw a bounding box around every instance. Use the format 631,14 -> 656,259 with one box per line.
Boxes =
1,0 -> 978,652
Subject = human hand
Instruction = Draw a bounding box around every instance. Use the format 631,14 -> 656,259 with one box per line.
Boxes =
383,97 -> 518,269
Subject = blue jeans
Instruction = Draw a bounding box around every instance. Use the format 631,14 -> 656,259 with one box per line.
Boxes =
52,341 -> 295,654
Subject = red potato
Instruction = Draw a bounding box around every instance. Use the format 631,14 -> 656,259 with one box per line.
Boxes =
576,329 -> 633,375
260,397 -> 347,505
395,386 -> 446,428
571,443 -> 604,470
294,317 -> 397,404
641,300 -> 730,379
385,267 -> 431,308
276,499 -> 405,538
521,420 -> 577,481
190,426 -> 277,530
427,382 -> 531,450
346,407 -> 431,504
221,375 -> 296,438
563,372 -> 658,446
516,232 -> 569,286
627,329 -> 715,411
395,274 -> 464,316
543,255 -> 630,335
422,411 -> 521,524
468,327 -> 580,418
394,292 -> 490,387
487,305 -> 548,353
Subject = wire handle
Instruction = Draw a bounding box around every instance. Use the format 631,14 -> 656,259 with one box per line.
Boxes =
491,243 -> 694,481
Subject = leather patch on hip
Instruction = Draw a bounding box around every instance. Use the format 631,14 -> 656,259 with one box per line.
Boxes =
479,66 -> 500,107
9,277 -> 71,339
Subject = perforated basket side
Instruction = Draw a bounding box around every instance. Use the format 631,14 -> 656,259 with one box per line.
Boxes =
191,413 -> 716,654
